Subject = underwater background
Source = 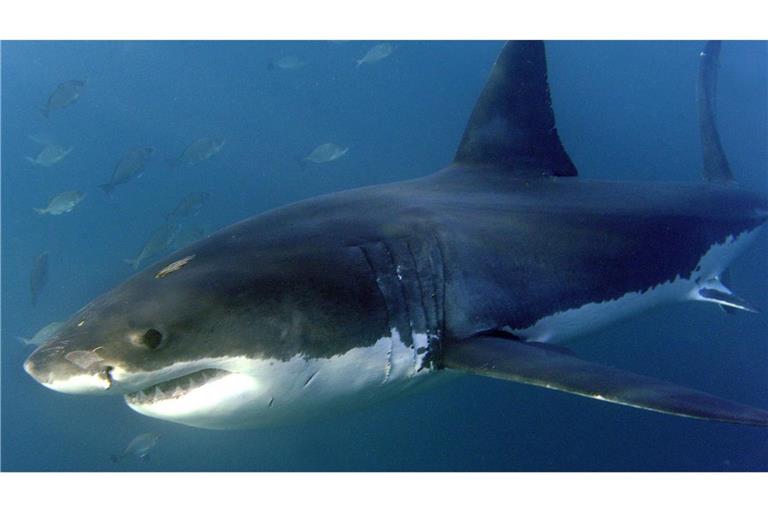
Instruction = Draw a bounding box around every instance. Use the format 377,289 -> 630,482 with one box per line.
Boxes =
1,40 -> 766,471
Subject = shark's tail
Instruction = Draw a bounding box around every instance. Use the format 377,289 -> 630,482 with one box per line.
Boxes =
33,208 -> 46,215
697,41 -> 734,183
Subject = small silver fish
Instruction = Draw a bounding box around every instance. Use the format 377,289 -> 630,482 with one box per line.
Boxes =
124,223 -> 181,270
40,79 -> 86,118
171,224 -> 211,250
30,252 -> 49,306
168,137 -> 225,168
25,144 -> 73,167
18,321 -> 65,346
269,55 -> 306,70
34,190 -> 86,215
16,322 -> 64,346
111,432 -> 161,463
167,192 -> 211,220
356,43 -> 395,67
303,143 -> 349,164
100,147 -> 155,197
27,133 -> 60,147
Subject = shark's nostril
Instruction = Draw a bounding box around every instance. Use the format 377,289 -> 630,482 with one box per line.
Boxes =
100,366 -> 114,388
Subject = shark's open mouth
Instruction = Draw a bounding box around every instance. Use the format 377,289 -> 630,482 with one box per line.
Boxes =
124,369 -> 230,405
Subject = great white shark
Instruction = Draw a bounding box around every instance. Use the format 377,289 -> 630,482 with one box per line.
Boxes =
25,41 -> 768,429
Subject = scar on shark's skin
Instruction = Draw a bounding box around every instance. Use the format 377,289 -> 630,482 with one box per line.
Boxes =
155,255 -> 195,278
303,371 -> 319,388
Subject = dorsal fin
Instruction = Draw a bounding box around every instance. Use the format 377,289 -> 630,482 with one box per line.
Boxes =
453,41 -> 577,177
697,41 -> 734,183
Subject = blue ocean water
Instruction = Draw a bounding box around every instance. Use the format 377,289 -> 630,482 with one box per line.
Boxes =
1,40 -> 766,471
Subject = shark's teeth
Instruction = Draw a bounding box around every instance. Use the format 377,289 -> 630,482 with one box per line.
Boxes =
125,369 -> 230,405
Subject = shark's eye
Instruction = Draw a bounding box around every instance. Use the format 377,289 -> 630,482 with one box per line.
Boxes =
141,329 -> 163,350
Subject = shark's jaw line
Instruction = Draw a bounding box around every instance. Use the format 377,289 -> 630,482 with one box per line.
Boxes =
121,329 -> 433,430
124,368 -> 232,405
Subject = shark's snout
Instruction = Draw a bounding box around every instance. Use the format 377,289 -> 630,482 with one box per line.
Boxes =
24,345 -> 114,394
23,356 -> 36,379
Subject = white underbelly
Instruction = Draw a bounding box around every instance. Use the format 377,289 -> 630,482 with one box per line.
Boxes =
126,328 -> 435,429
510,228 -> 761,343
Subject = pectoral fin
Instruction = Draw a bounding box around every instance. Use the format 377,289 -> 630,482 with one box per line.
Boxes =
698,288 -> 758,313
691,275 -> 759,313
441,336 -> 768,426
